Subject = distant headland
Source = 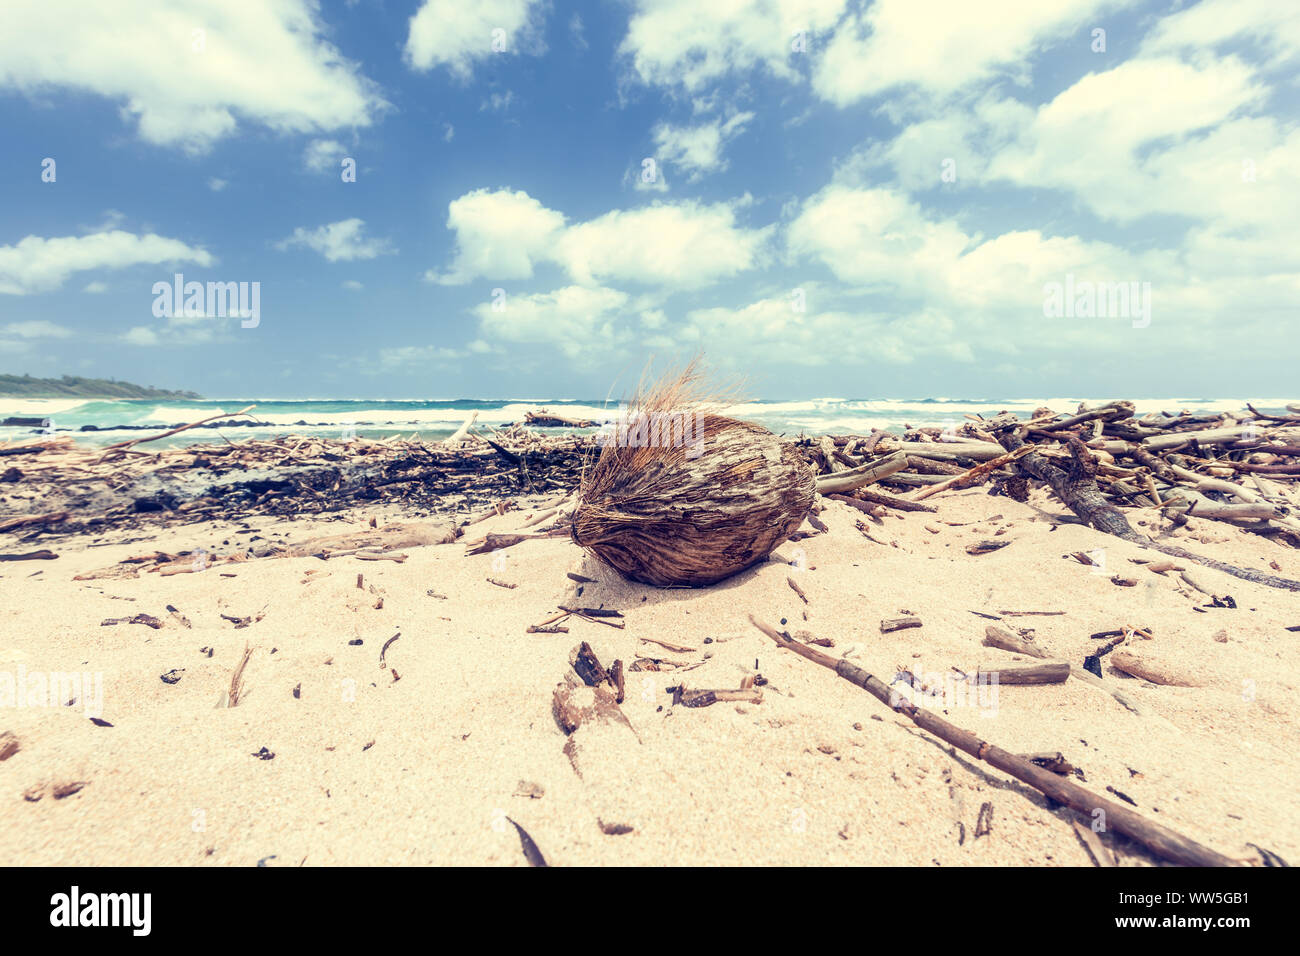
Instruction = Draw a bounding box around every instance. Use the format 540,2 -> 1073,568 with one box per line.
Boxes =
0,374 -> 201,399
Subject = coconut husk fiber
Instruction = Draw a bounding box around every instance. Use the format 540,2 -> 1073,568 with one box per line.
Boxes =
571,363 -> 815,587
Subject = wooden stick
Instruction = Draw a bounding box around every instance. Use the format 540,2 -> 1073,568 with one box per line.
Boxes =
227,644 -> 254,708
750,616 -> 1241,867
103,405 -> 256,451
442,410 -> 479,445
1109,650 -> 1200,687
911,445 -> 1033,501
675,686 -> 763,707
639,636 -> 696,653
876,439 -> 1008,462
880,616 -> 922,633
814,451 -> 907,495
974,659 -> 1070,685
981,625 -> 1149,717
1141,425 -> 1300,452
834,488 -> 936,513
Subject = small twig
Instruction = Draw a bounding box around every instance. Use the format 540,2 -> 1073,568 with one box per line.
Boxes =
379,633 -> 400,669
228,644 -> 254,708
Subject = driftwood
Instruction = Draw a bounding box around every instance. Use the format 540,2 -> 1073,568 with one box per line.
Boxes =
974,659 -> 1070,685
525,410 -> 596,428
1,430 -> 588,537
674,684 -> 763,707
993,430 -> 1300,592
880,616 -> 922,633
981,625 -> 1149,718
1109,650 -> 1200,687
814,451 -> 907,495
912,445 -> 1033,500
103,404 -> 256,452
836,488 -> 936,513
786,403 -> 1299,589
751,616 -> 1244,867
876,438 -> 1008,462
442,410 -> 479,445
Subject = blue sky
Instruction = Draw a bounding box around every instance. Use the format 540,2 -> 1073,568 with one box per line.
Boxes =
1,0 -> 1297,400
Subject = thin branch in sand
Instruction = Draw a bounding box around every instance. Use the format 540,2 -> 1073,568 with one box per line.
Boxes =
227,644 -> 254,708
379,633 -> 400,669
639,636 -> 696,653
750,615 -> 1243,867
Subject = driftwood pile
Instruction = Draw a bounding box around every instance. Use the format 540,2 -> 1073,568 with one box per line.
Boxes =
794,400 -> 1300,592
0,419 -> 588,538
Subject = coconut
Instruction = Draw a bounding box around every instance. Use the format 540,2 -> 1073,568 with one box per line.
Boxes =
571,366 -> 815,587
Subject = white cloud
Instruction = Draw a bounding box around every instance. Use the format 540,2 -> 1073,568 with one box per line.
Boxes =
570,13 -> 588,51
443,123 -> 455,142
813,0 -> 1120,107
787,186 -> 970,293
432,188 -> 770,288
123,326 -> 161,347
558,200 -> 771,287
835,96 -> 1030,193
480,90 -> 515,112
780,182 -> 1298,362
653,112 -> 753,180
82,281 -> 109,293
406,0 -> 546,77
474,285 -> 630,360
838,46 -> 1297,258
983,55 -> 1276,225
276,219 -> 395,262
342,280 -> 364,291
378,345 -> 464,367
1141,0 -> 1300,69
619,0 -> 847,92
2,320 -> 72,339
0,230 -> 213,295
303,138 -> 347,173
683,297 -> 975,367
0,0 -> 387,152
207,177 -> 228,192
124,305 -> 245,347
429,189 -> 567,285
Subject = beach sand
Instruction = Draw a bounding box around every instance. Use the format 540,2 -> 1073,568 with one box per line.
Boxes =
2,486 -> 1297,866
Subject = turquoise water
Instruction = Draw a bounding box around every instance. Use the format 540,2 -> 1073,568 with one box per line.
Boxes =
1,396 -> 1293,447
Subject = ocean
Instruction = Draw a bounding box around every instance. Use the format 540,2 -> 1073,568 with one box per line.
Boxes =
2,396 -> 1294,448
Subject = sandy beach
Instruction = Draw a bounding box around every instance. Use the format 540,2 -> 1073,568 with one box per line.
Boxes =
3,437 -> 1297,866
